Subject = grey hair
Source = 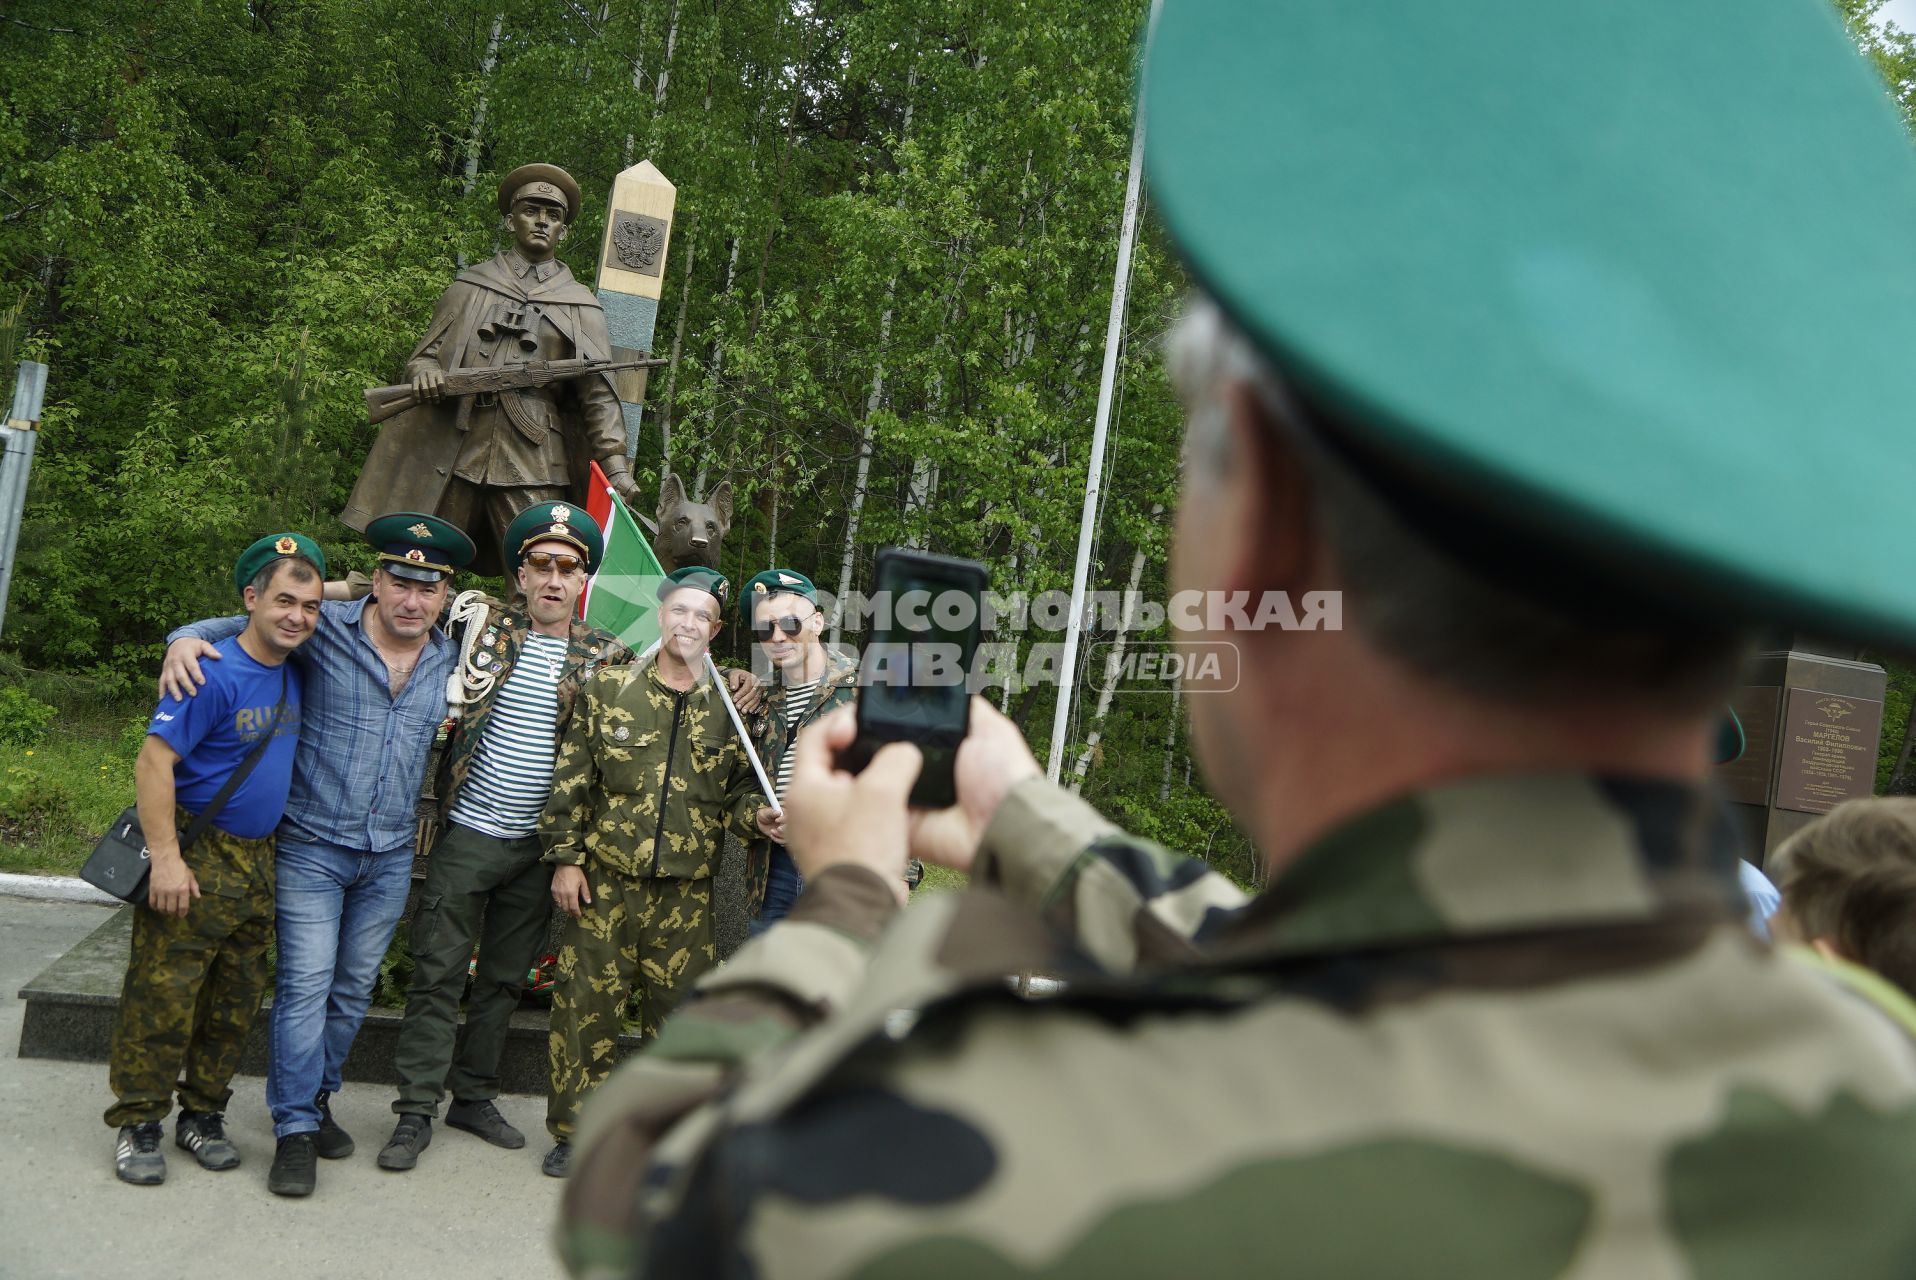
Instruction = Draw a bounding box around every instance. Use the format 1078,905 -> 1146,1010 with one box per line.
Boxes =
1166,295 -> 1750,711
247,555 -> 322,599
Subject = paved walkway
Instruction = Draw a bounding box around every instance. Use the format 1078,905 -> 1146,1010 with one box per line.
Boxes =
0,896 -> 567,1280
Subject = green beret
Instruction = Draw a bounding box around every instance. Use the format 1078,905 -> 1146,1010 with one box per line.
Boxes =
658,566 -> 729,610
739,568 -> 818,626
496,162 -> 581,223
364,511 -> 476,584
233,532 -> 327,596
504,500 -> 604,574
1146,0 -> 1916,643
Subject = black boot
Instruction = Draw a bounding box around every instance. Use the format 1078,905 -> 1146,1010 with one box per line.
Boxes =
446,1098 -> 525,1150
376,1115 -> 432,1172
267,1133 -> 317,1197
314,1090 -> 354,1159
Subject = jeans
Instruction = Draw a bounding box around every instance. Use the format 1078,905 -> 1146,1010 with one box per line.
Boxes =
748,845 -> 803,938
266,836 -> 413,1138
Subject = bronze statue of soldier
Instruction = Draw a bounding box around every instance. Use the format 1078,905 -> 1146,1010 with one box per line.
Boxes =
342,163 -> 644,577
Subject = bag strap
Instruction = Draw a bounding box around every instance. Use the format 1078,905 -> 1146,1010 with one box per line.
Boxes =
180,664 -> 289,852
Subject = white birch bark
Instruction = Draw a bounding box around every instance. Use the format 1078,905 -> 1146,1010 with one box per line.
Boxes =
1068,515 -> 1157,791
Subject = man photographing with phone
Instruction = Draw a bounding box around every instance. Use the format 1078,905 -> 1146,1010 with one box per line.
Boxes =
556,1 -> 1916,1274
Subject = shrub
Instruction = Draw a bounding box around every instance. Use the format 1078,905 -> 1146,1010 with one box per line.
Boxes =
0,686 -> 55,746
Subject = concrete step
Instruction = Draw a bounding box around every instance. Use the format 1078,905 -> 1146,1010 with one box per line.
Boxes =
14,905 -> 641,1096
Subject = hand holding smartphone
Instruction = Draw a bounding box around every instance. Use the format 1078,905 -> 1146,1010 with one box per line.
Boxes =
836,547 -> 989,808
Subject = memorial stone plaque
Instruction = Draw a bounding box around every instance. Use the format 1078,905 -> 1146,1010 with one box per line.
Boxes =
1776,687 -> 1884,814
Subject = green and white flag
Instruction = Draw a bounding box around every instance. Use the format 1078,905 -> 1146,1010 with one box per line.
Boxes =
581,460 -> 667,653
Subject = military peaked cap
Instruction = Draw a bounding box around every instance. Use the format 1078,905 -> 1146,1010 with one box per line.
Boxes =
365,511 -> 475,584
497,163 -> 582,224
505,501 -> 604,574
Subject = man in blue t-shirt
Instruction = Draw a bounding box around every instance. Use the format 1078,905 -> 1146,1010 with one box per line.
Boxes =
107,533 -> 324,1187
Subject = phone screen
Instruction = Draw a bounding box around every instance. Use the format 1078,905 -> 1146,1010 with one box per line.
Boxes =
842,549 -> 989,806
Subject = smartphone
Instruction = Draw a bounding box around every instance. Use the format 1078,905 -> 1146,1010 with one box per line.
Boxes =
838,547 -> 989,807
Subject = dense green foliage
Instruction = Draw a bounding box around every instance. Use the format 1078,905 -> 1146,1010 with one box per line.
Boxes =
1,0 -> 1247,870
7,1 -> 1916,881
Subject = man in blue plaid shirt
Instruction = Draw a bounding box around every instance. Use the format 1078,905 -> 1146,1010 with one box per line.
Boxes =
159,512 -> 473,1197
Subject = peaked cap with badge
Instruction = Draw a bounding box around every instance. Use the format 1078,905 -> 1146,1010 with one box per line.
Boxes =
497,162 -> 582,224
505,500 -> 605,575
739,568 -> 818,626
1146,0 -> 1916,644
233,532 -> 327,596
364,511 -> 476,584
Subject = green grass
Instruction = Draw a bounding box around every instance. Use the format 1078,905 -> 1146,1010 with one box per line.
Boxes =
0,672 -> 142,876
917,862 -> 968,894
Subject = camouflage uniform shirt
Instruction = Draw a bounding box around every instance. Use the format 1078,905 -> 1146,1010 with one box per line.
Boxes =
562,772 -> 1916,1278
542,658 -> 768,879
742,645 -> 860,913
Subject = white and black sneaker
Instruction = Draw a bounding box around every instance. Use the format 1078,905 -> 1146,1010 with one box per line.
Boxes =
176,1110 -> 241,1171
115,1121 -> 166,1185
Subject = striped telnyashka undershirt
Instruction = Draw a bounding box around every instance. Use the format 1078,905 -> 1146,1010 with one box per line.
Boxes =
448,632 -> 568,839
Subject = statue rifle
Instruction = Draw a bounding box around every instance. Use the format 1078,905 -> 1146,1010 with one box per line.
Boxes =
363,357 -> 667,426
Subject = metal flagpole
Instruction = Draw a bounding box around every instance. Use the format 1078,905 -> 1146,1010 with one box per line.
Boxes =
0,360 -> 49,640
1045,0 -> 1160,782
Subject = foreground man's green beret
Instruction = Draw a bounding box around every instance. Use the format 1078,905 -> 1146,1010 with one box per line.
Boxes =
1145,0 -> 1916,642
504,500 -> 604,574
233,532 -> 326,596
739,568 -> 818,626
659,566 -> 729,610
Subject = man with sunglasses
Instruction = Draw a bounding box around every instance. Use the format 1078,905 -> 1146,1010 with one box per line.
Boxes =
377,501 -> 630,1173
737,569 -> 859,933
538,565 -> 780,1177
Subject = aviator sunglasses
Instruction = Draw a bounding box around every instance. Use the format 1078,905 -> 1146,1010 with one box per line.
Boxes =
752,615 -> 810,640
523,551 -> 585,574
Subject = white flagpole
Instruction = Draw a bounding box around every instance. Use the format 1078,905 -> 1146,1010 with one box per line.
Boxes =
1046,0 -> 1160,782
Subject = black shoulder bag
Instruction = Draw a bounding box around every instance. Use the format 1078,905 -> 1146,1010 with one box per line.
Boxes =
82,666 -> 289,905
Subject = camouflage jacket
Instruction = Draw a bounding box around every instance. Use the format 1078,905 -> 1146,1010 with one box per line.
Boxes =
541,657 -> 768,879
742,645 -> 861,913
431,596 -> 629,824
561,773 -> 1916,1278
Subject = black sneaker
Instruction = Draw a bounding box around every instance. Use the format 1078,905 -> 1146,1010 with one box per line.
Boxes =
313,1090 -> 353,1159
446,1097 -> 525,1150
175,1110 -> 241,1171
904,859 -> 925,891
115,1121 -> 166,1186
267,1133 -> 317,1198
376,1115 -> 432,1171
541,1140 -> 571,1179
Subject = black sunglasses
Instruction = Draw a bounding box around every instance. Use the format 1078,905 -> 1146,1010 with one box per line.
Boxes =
752,615 -> 809,640
523,551 -> 585,574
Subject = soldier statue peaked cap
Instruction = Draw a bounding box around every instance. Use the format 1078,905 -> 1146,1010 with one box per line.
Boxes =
1144,0 -> 1916,644
364,511 -> 476,584
497,163 -> 582,224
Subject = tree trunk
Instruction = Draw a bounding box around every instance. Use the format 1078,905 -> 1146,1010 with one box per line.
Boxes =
658,213 -> 697,475
1159,672 -> 1182,803
1068,518 -> 1156,790
828,61 -> 919,645
461,15 -> 504,198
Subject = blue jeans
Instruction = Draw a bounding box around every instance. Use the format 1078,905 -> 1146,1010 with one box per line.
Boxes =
748,845 -> 804,938
266,837 -> 412,1138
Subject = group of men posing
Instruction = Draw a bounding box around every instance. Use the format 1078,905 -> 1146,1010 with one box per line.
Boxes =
105,499 -> 854,1193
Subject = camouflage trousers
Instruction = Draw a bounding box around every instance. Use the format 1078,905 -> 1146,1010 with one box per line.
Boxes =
104,820 -> 275,1127
546,870 -> 713,1140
